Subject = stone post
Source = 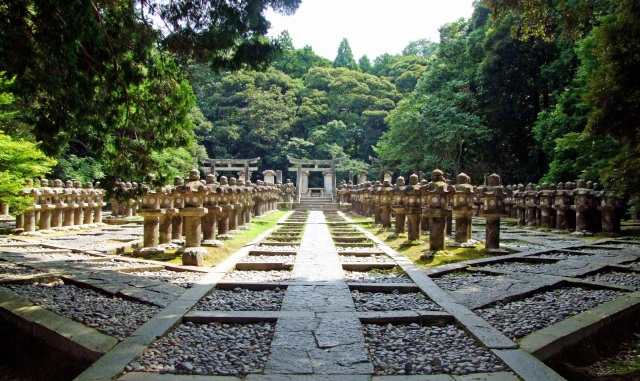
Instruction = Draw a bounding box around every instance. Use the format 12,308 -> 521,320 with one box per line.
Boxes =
157,188 -> 176,245
300,171 -> 309,196
389,177 -> 406,239
421,170 -> 454,251
552,183 -> 569,231
83,182 -> 95,225
0,202 -> 8,217
73,181 -> 85,226
514,184 -> 526,227
21,182 -> 40,233
324,171 -> 333,196
50,179 -> 66,230
524,183 -> 538,227
404,174 -> 422,242
276,170 -> 283,184
134,191 -> 166,257
228,177 -> 242,234
171,176 -> 184,242
63,180 -> 77,228
571,180 -> 596,233
477,174 -> 511,251
93,183 -> 105,225
202,174 -> 223,247
38,179 -> 55,233
598,189 -> 624,234
378,180 -> 393,232
358,171 -> 368,186
372,181 -> 382,227
537,183 -> 555,229
451,173 -> 476,246
176,169 -> 209,266
217,176 -> 234,239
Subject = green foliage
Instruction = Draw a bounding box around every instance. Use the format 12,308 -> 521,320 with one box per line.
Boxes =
358,55 -> 372,73
190,66 -> 300,167
402,38 -> 439,58
272,32 -> 332,79
542,132 -> 618,183
0,132 -> 56,213
333,38 -> 359,71
55,155 -> 105,184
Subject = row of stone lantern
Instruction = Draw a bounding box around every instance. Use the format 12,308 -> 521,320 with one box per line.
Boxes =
14,179 -> 106,234
507,180 -> 624,234
134,170 -> 284,266
341,170 -> 512,252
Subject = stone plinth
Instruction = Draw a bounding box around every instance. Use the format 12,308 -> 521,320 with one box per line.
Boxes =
134,209 -> 165,257
177,207 -> 209,266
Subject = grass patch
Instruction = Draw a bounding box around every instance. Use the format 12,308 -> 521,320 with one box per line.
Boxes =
122,210 -> 288,267
347,212 -> 494,269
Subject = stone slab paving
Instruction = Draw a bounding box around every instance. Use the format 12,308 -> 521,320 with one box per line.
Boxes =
5,210 -> 640,380
265,211 -> 374,375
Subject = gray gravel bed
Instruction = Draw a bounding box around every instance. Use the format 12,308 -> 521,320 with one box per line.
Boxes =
223,270 -> 291,282
570,247 -> 623,255
363,323 -> 506,376
129,321 -> 274,376
240,255 -> 295,263
0,245 -> 63,253
351,290 -> 443,312
71,259 -> 135,268
582,271 -> 640,289
28,252 -> 97,261
340,254 -> 394,263
0,238 -> 23,244
534,251 -> 592,260
3,280 -> 160,341
500,242 -> 548,251
254,244 -> 298,251
431,272 -> 508,292
122,269 -> 205,288
345,270 -> 413,284
336,246 -> 381,252
481,261 -> 558,273
0,262 -> 46,279
477,287 -> 626,339
195,287 -> 284,311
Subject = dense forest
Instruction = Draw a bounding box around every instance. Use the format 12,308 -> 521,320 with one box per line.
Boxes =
1,0 -> 639,213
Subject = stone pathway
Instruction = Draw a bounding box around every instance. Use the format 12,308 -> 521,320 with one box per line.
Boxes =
2,211 -> 640,380
265,211 -> 373,375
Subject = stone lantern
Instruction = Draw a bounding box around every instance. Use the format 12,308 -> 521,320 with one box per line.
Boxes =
372,181 -> 383,227
93,182 -> 105,225
176,169 -> 210,266
73,181 -> 85,227
51,179 -> 66,230
537,183 -> 555,229
82,182 -> 96,226
421,170 -> 454,250
134,185 -> 166,257
389,177 -> 406,239
228,177 -> 242,233
21,180 -> 41,233
362,182 -> 373,217
63,180 -> 77,228
170,176 -> 185,242
38,179 -> 55,233
451,173 -> 476,246
598,189 -> 624,234
202,174 -> 223,247
524,183 -> 538,227
476,173 -> 512,251
217,176 -> 234,239
243,179 -> 255,226
552,182 -> 570,231
403,174 -> 422,242
513,184 -> 526,227
158,186 -> 177,246
571,179 -> 596,233
378,180 -> 394,232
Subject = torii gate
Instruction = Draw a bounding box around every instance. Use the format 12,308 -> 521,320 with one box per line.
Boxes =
287,156 -> 346,202
200,157 -> 260,182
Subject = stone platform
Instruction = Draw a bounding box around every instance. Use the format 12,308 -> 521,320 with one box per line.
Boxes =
0,212 -> 639,380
